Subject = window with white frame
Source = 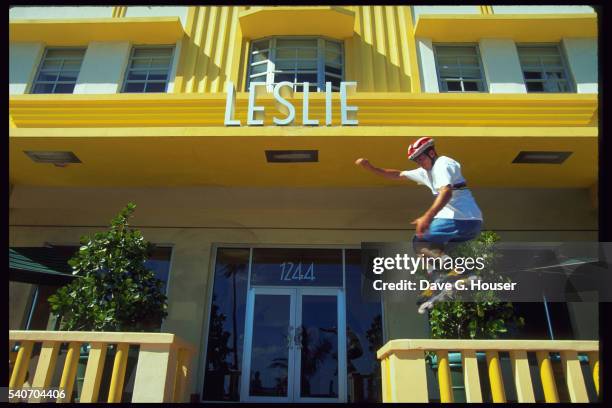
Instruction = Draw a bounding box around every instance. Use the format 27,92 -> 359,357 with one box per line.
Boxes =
31,48 -> 86,94
516,44 -> 574,93
433,44 -> 487,92
122,46 -> 174,93
248,37 -> 344,92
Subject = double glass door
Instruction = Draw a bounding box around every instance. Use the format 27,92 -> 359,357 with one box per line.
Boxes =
241,287 -> 346,402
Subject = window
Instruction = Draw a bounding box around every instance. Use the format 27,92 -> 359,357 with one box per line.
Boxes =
12,245 -> 173,331
31,48 -> 86,94
247,37 -> 344,92
202,248 -> 250,401
433,44 -> 486,92
516,44 -> 573,93
122,46 -> 174,93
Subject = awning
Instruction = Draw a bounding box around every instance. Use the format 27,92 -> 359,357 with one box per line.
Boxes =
9,247 -> 77,285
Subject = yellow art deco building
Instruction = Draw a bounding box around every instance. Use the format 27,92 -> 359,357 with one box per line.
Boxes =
9,5 -> 599,403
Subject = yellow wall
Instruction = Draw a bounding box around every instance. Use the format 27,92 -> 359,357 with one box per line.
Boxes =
346,6 -> 416,92
173,6 -> 419,93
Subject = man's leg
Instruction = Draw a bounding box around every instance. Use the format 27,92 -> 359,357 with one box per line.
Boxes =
412,219 -> 457,303
413,219 -> 482,306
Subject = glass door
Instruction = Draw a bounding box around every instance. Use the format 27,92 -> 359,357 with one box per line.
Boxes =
241,287 -> 296,402
295,287 -> 346,403
241,287 -> 346,402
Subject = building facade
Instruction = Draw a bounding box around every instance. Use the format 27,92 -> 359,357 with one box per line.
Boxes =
9,5 -> 598,402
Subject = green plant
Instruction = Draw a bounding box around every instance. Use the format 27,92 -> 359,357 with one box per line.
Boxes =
48,203 -> 168,331
427,231 -> 524,339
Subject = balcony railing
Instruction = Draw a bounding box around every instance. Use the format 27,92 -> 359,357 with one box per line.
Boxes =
377,339 -> 599,403
9,331 -> 196,403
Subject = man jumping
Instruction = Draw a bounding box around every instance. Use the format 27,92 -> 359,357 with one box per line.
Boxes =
355,137 -> 483,311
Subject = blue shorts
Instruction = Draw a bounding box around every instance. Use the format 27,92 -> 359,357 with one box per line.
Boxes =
412,218 -> 482,252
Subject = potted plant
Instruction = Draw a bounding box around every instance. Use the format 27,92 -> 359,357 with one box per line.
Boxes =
425,231 -> 524,402
48,203 -> 168,402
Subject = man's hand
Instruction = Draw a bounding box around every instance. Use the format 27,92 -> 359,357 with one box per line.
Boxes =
355,158 -> 370,168
411,214 -> 433,239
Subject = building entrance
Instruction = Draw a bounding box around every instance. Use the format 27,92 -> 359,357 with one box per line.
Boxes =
241,287 -> 346,402
202,247 -> 381,403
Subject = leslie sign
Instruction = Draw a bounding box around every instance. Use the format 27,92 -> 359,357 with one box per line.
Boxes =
224,81 -> 358,126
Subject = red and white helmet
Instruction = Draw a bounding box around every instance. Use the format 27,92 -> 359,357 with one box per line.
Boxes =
407,137 -> 435,161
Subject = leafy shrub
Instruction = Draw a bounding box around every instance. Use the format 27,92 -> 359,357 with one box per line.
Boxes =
48,203 -> 168,331
427,231 -> 524,339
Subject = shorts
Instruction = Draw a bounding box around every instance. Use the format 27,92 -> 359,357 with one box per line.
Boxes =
412,218 -> 482,253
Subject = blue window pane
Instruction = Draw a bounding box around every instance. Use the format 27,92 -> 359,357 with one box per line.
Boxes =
37,72 -> 59,82
41,60 -> 62,70
274,73 -> 295,83
295,73 -> 317,84
325,75 -> 341,89
251,63 -> 268,75
124,82 -> 145,93
145,82 -> 166,93
148,70 -> 168,81
524,71 -> 542,80
325,65 -> 342,76
62,60 -> 83,70
54,83 -> 75,93
58,71 -> 79,82
463,81 -> 479,91
144,246 -> 172,294
446,81 -> 461,91
128,70 -> 148,81
250,75 -> 266,83
32,83 -> 55,94
526,82 -> 544,92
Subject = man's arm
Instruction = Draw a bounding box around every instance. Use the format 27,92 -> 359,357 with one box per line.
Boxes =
412,185 -> 453,238
355,158 -> 403,180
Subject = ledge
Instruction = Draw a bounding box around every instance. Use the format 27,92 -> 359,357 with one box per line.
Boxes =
414,13 -> 597,42
9,92 -> 598,128
377,339 -> 599,360
10,330 -> 196,352
238,6 -> 355,39
9,17 -> 185,46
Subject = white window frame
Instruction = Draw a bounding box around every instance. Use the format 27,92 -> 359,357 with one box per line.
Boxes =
121,45 -> 175,93
433,43 -> 488,93
516,43 -> 575,93
31,47 -> 86,94
246,36 -> 344,92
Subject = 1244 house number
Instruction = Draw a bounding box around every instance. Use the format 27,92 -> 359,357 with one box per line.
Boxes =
279,262 -> 316,281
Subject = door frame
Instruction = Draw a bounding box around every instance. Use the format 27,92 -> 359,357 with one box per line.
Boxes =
240,286 -> 347,403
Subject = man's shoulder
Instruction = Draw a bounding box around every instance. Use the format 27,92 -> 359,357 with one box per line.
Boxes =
400,167 -> 426,178
436,155 -> 460,168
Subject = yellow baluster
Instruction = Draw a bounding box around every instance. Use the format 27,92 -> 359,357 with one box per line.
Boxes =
536,351 -> 560,403
9,341 -> 34,389
437,351 -> 454,403
485,351 -> 506,403
57,342 -> 81,403
108,343 -> 129,403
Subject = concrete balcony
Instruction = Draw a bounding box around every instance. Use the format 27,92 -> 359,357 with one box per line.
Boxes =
9,330 -> 196,403
377,339 -> 599,403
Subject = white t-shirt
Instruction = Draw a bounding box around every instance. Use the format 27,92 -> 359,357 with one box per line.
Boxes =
400,155 -> 483,221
